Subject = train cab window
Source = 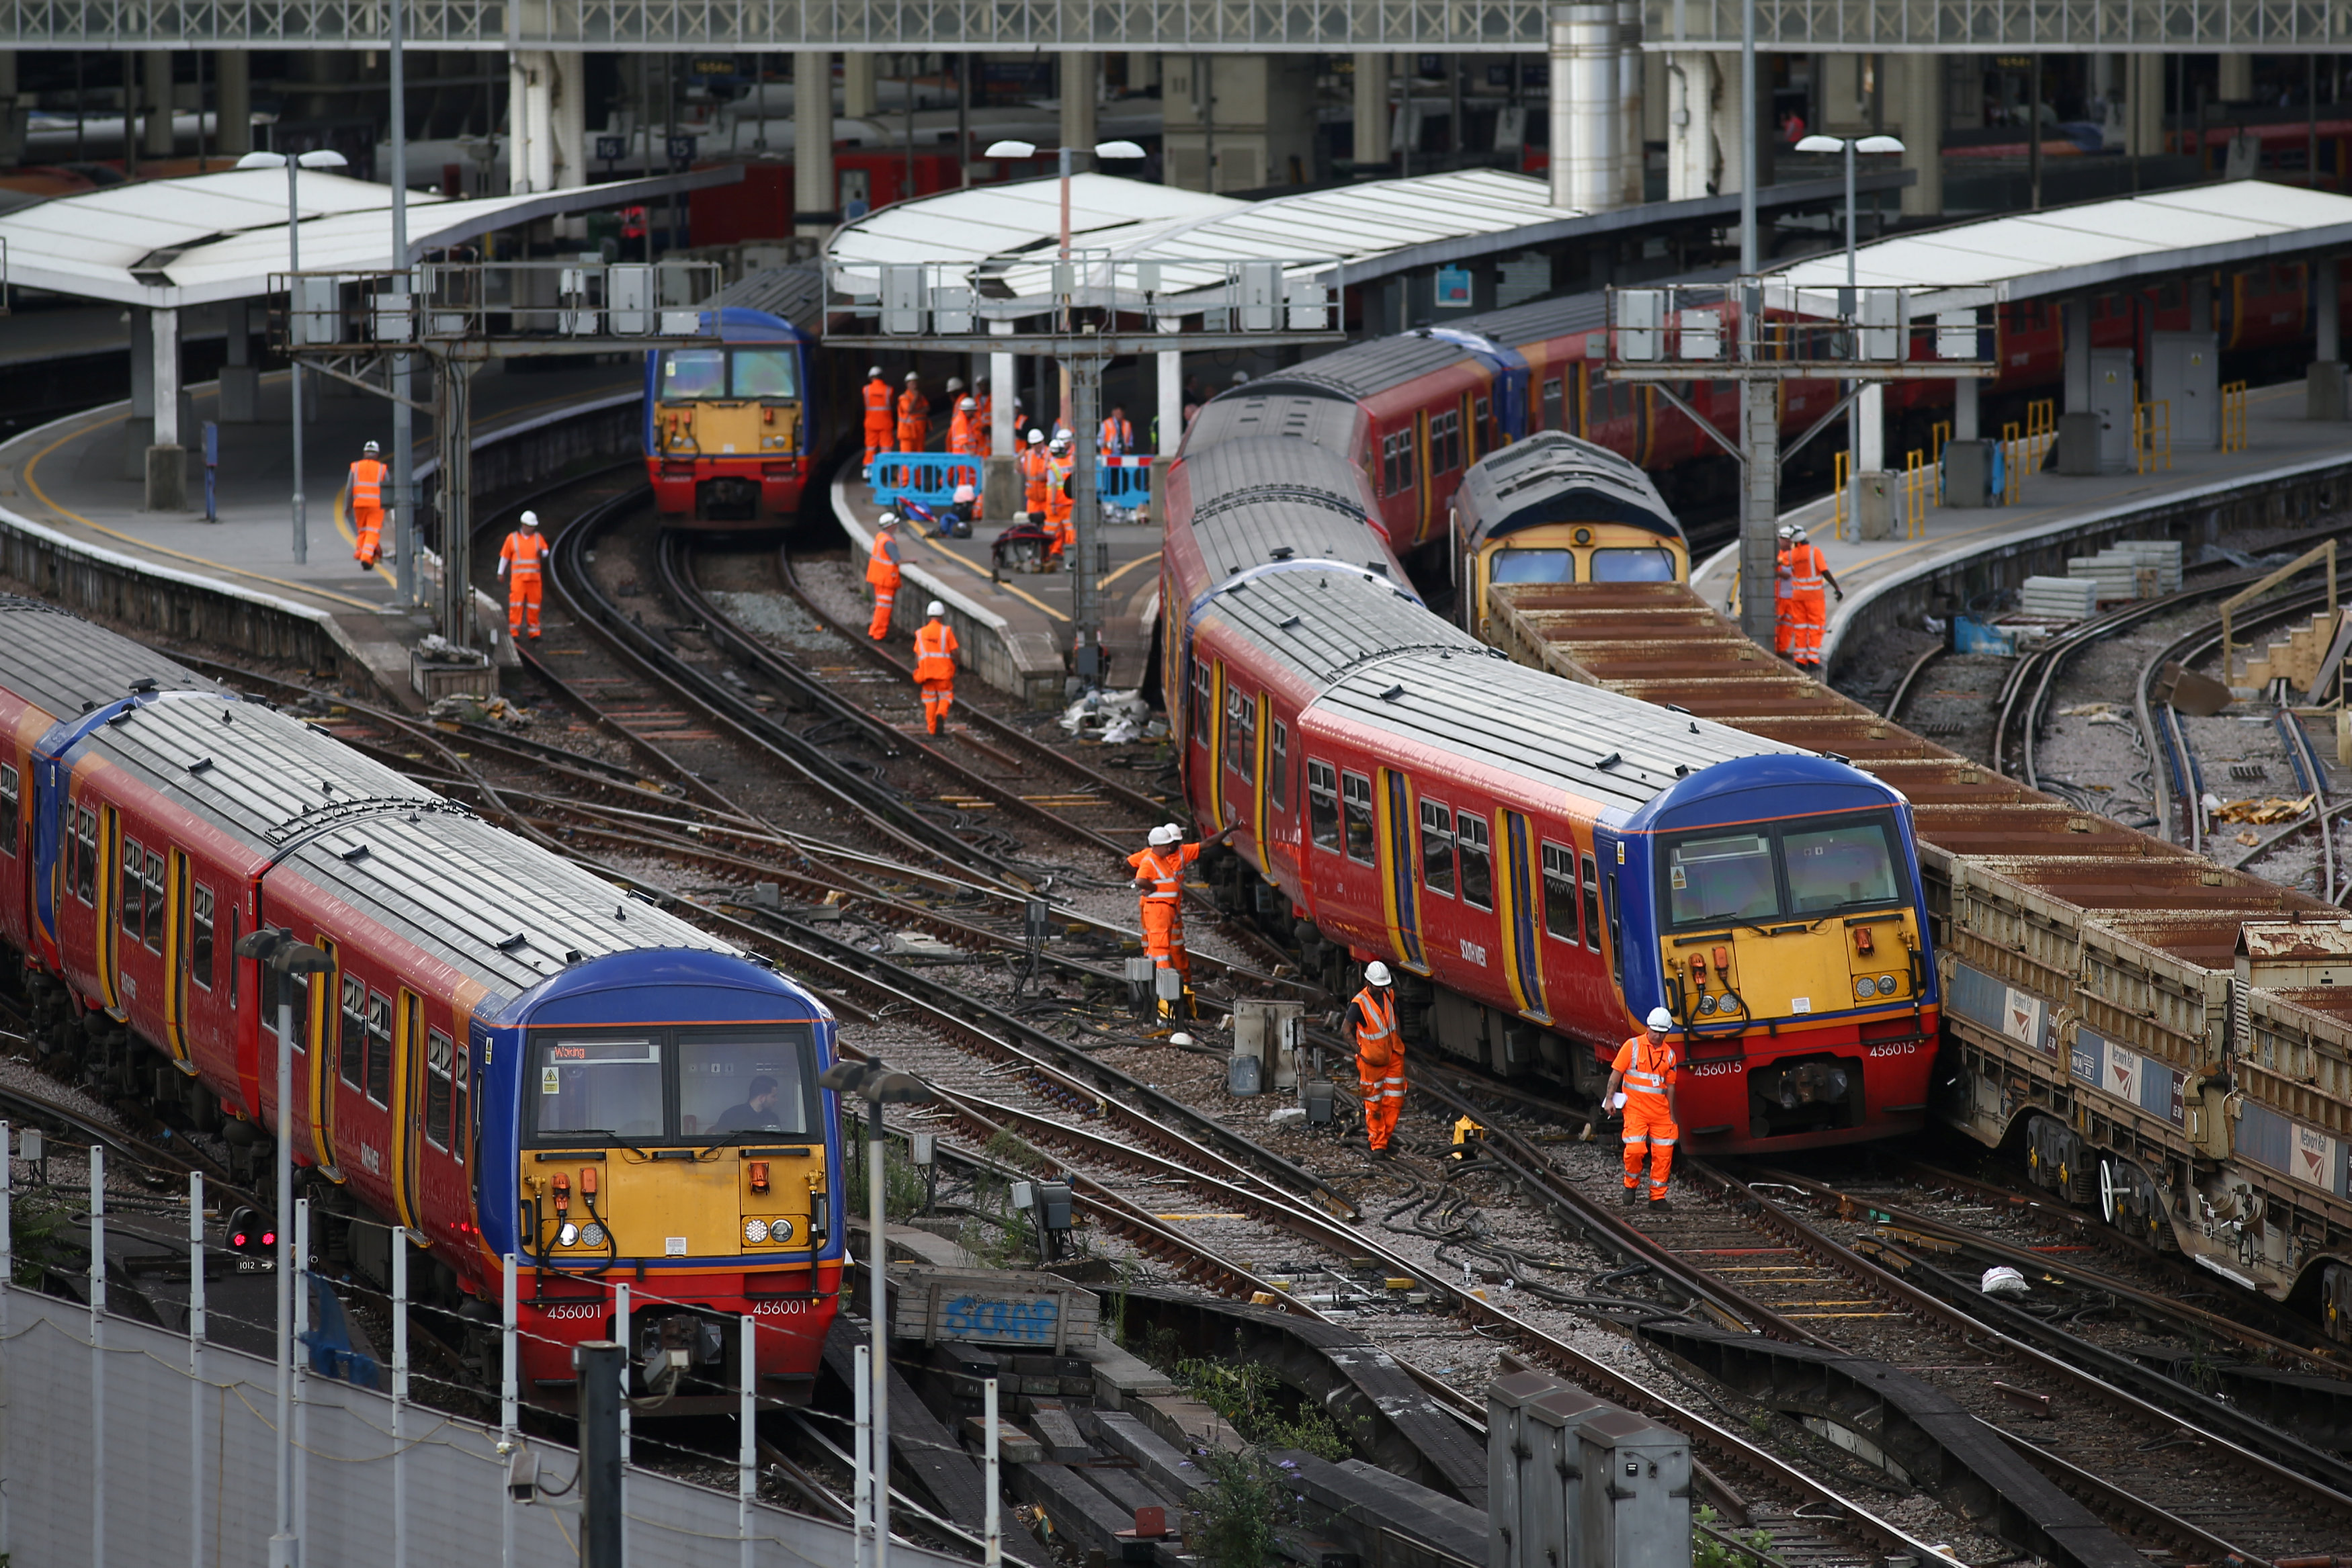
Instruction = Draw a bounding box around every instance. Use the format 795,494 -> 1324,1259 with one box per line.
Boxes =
1590,548 -> 1677,582
1381,431 -> 1417,495
1784,816 -> 1901,913
1580,853 -> 1602,953
533,1038 -> 664,1140
1419,801 -> 1456,896
731,349 -> 799,398
1458,815 -> 1493,910
142,851 -> 165,953
1490,548 -> 1574,584
190,885 -> 214,990
120,838 -> 142,938
1341,771 -> 1376,864
679,1029 -> 815,1138
1269,722 -> 1290,812
1224,688 -> 1256,779
339,977 -> 368,1088
424,1029 -> 455,1150
366,990 -> 394,1106
1431,410 -> 1463,474
73,808 -> 95,903
1540,378 -> 1562,431
1665,831 -> 1778,924
0,765 -> 17,855
1308,760 -> 1341,851
657,349 -> 728,398
1540,844 -> 1580,942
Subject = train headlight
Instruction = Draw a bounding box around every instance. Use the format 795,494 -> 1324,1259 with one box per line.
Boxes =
558,1221 -> 580,1248
1697,994 -> 1718,1015
1854,978 -> 1876,1001
745,1219 -> 771,1244
1877,974 -> 1898,996
771,1219 -> 794,1242
580,1222 -> 607,1248
1718,994 -> 1740,1016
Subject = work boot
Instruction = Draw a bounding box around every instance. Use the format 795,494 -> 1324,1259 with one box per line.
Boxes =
1371,1145 -> 1392,1161
1648,1195 -> 1673,1212
1621,1183 -> 1638,1207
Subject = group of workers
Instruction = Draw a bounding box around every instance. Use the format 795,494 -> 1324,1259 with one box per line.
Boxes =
1773,524 -> 1843,671
345,436 -> 558,644
863,513 -> 961,734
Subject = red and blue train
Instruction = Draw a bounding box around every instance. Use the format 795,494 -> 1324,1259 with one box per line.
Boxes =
1,598 -> 845,1407
646,292 -> 824,529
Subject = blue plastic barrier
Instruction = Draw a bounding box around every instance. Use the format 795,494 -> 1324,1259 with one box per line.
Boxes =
867,451 -> 1153,509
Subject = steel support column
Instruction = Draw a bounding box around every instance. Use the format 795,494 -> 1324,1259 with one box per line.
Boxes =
1739,377 -> 1777,643
437,363 -> 474,650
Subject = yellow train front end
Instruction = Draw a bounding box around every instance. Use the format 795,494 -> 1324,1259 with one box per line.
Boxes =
1463,521 -> 1691,640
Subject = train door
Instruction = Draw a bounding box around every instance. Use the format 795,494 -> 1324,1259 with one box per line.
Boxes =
96,803 -> 121,1011
164,848 -> 194,1066
1221,680 -> 1257,838
1301,755 -> 1381,950
1375,769 -> 1429,973
395,988 -> 423,1228
309,937 -> 345,1177
1202,660 -> 1230,832
1261,710 -> 1296,881
0,763 -> 22,956
1493,812 -> 1551,1025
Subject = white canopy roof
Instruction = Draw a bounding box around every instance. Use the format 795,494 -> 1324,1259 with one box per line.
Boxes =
1771,180 -> 2352,309
0,166 -> 730,309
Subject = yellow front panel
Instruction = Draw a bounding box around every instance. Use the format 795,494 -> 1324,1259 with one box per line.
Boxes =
1663,909 -> 1920,1025
690,403 -> 763,457
738,1147 -> 826,1253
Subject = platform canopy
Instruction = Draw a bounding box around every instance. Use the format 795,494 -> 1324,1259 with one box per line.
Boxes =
0,165 -> 735,310
1770,181 -> 2352,312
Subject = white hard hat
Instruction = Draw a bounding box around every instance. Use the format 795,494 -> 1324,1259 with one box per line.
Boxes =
1050,435 -> 1070,451
1169,1032 -> 1193,1047
878,511 -> 900,527
926,601 -> 946,618
1027,429 -> 1045,445
868,365 -> 884,378
1149,824 -> 1182,846
1789,525 -> 1808,543
960,397 -> 977,410
362,440 -> 380,454
904,370 -> 919,381
1364,961 -> 1392,987
946,376 -> 964,392
1646,1006 -> 1675,1031
1776,523 -> 1794,539
519,510 -> 540,527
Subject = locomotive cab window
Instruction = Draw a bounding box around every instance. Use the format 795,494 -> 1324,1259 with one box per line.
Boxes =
1784,815 -> 1902,914
1658,810 -> 1908,926
1490,548 -> 1575,585
533,1038 -> 665,1140
1540,843 -> 1579,942
528,1028 -> 819,1144
1419,801 -> 1456,896
1341,771 -> 1376,864
680,1029 -> 816,1138
1458,815 -> 1493,910
1308,760 -> 1340,850
1664,832 -> 1777,925
1589,548 -> 1677,582
730,349 -> 800,398
657,349 -> 728,399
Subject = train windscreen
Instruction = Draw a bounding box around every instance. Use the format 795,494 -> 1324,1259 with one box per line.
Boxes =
730,349 -> 800,398
1489,548 -> 1574,584
658,349 -> 728,399
528,1027 -> 818,1143
1591,548 -> 1677,582
1659,810 -> 1906,927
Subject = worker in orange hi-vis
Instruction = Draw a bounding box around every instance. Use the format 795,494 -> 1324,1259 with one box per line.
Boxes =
1783,523 -> 1842,670
948,396 -> 980,492
865,513 -> 904,641
1773,524 -> 1797,658
1097,404 -> 1134,457
1020,429 -> 1050,518
349,440 -> 389,569
496,510 -> 550,641
1350,963 -> 1404,1157
972,376 -> 993,435
1125,822 -> 1232,1005
1605,1006 -> 1681,1209
1044,433 -> 1076,562
895,372 -> 929,455
862,365 -> 893,469
911,601 -> 958,736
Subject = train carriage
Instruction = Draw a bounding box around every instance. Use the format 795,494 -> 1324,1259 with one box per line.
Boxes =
646,302 -> 822,529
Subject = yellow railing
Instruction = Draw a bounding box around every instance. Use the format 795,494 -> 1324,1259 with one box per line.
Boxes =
1930,419 -> 1951,469
1832,449 -> 1851,540
1902,449 -> 1928,537
2222,380 -> 2249,452
2134,398 -> 2173,474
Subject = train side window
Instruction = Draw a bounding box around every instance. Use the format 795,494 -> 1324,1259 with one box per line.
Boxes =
1474,396 -> 1491,447
1381,430 -> 1416,495
425,1029 -> 454,1151
339,977 -> 368,1088
190,885 -> 214,990
120,837 -> 142,938
1419,800 -> 1456,896
0,765 -> 16,856
1540,843 -> 1580,942
1308,761 -> 1340,850
74,808 -> 96,903
1580,853 -> 1602,952
454,1039 -> 470,1166
1191,660 -> 1213,744
142,851 -> 165,953
1341,771 -> 1376,864
1540,378 -> 1562,432
1459,815 -> 1493,910
1268,722 -> 1289,812
1431,409 -> 1462,474
366,990 -> 393,1106
290,967 -> 311,1053
1605,872 -> 1623,984
1224,687 -> 1255,779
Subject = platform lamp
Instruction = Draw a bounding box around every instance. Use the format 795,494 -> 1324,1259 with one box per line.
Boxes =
980,138 -> 1148,259
233,925 -> 335,1568
1792,134 -> 1905,292
236,146 -> 349,568
817,1058 -> 933,1568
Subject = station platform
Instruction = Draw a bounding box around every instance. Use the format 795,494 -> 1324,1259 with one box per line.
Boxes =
1689,378 -> 2351,672
0,363 -> 638,699
831,468 -> 1161,707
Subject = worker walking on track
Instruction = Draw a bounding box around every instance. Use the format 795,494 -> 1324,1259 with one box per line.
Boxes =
1783,524 -> 1842,670
866,513 -> 903,641
895,372 -> 930,458
1021,429 -> 1050,517
349,440 -> 389,570
1126,822 -> 1232,1006
496,511 -> 549,641
1773,524 -> 1798,658
912,600 -> 958,736
1606,1006 -> 1681,1207
1351,963 -> 1404,1158
862,365 -> 893,469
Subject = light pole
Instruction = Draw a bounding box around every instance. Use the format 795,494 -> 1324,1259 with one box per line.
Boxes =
1793,134 -> 1906,292
233,926 -> 335,1568
816,1059 -> 932,1568
979,138 -> 1147,259
236,147 -> 349,566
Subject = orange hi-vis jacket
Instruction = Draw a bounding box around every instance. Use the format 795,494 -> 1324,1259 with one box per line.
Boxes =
1615,1033 -> 1678,1106
896,386 -> 928,427
866,529 -> 901,585
864,379 -> 893,421
1126,842 -> 1200,904
1098,415 -> 1133,454
1351,986 -> 1401,1070
349,458 -> 387,508
500,529 -> 549,582
1788,542 -> 1827,598
948,412 -> 978,454
1021,445 -> 1049,499
1046,455 -> 1074,521
913,619 -> 958,681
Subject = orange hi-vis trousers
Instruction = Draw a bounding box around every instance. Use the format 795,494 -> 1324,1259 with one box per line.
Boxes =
1139,900 -> 1189,980
1622,1096 -> 1677,1199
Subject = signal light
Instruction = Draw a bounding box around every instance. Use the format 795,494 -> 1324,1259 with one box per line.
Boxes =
1853,925 -> 1876,955
552,1172 -> 571,1216
226,1205 -> 276,1255
580,1168 -> 597,1199
747,1161 -> 769,1194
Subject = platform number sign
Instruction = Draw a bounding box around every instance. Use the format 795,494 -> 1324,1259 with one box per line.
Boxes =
667,134 -> 698,167
596,134 -> 626,164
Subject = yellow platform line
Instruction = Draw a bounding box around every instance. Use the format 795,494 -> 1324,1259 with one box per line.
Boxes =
906,528 -> 1069,623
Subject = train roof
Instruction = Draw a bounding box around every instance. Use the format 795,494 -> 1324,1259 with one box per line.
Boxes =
1181,386 -> 1365,453
1455,430 -> 1683,547
1262,329 -> 1478,402
67,690 -> 732,1005
1174,423 -> 1394,586
1199,564 -> 1470,683
0,596 -> 224,720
